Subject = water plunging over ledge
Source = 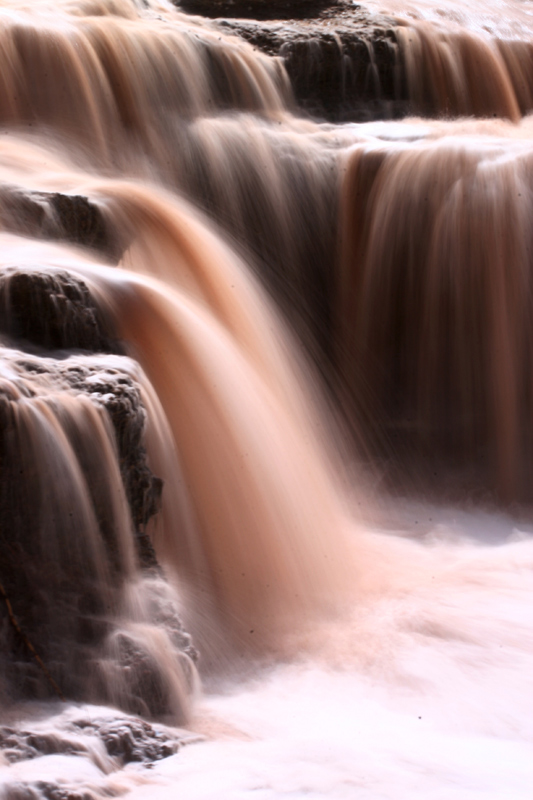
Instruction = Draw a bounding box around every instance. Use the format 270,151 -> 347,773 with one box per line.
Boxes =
0,0 -> 532,798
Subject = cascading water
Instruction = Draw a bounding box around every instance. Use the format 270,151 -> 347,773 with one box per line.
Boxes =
0,253 -> 200,720
0,0 -> 532,798
339,120 -> 533,500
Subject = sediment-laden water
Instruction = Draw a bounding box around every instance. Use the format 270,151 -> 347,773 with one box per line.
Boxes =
0,0 -> 531,798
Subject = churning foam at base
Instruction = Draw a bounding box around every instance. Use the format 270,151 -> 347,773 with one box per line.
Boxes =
2,507 -> 530,799
119,507 -> 533,800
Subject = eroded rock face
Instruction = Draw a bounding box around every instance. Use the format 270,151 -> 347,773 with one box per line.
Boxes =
0,268 -> 196,716
0,710 -> 194,765
0,269 -> 118,354
0,706 -> 202,800
0,266 -> 161,567
179,0 -> 404,121
0,187 -> 123,263
0,352 -> 159,696
221,10 -> 402,120
178,0 -> 339,20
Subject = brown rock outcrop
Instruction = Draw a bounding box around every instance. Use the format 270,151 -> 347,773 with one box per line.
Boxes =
0,268 -> 118,354
178,0 -> 339,20
179,0 -> 404,120
0,266 -> 196,716
0,186 -> 123,263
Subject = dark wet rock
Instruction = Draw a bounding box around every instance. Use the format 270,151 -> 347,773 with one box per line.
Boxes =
0,349 -> 162,573
0,269 -> 118,354
0,265 -> 160,567
99,584 -> 198,719
0,714 -> 185,766
59,359 -> 163,558
0,727 -> 87,764
47,194 -> 116,260
0,350 -> 169,706
75,717 -> 180,763
107,632 -> 184,719
178,0 -> 339,20
0,712 -> 201,800
0,259 -> 198,716
217,3 -> 405,120
143,581 -> 198,664
0,186 -> 123,263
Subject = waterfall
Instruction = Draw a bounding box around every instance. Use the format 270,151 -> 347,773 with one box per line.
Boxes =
339,123 -> 533,500
0,0 -> 353,714
0,0 -> 532,797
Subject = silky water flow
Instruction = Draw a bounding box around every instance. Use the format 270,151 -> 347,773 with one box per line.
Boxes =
0,1 -> 531,798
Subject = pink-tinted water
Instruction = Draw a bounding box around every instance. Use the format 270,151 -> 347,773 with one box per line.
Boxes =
0,0 -> 530,798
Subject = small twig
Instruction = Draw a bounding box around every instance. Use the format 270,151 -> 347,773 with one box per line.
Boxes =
0,580 -> 65,702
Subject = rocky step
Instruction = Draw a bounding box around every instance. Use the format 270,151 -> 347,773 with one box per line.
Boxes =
180,0 -> 405,121
0,267 -> 119,354
0,186 -> 123,263
0,344 -> 197,712
178,0 -> 341,20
